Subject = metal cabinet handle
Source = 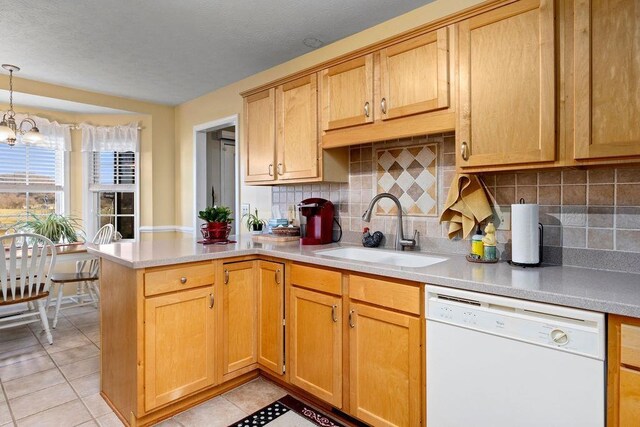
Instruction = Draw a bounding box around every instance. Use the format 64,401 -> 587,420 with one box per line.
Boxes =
224,269 -> 229,285
460,142 -> 470,161
364,102 -> 370,118
348,309 -> 356,328
381,97 -> 387,114
331,305 -> 338,323
268,164 -> 273,176
180,277 -> 187,284
275,269 -> 281,285
209,293 -> 214,309
277,163 -> 283,175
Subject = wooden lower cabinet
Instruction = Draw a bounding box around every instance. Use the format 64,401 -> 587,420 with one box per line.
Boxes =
289,286 -> 343,407
257,260 -> 285,375
221,261 -> 258,378
608,314 -> 640,426
144,286 -> 216,411
349,301 -> 421,427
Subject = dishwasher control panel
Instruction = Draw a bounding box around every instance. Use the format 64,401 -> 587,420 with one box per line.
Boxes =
426,285 -> 605,360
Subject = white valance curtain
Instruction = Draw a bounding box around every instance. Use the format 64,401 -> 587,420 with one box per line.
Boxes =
80,122 -> 139,152
12,113 -> 72,151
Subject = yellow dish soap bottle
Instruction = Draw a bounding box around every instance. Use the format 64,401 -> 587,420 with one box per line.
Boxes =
471,227 -> 484,258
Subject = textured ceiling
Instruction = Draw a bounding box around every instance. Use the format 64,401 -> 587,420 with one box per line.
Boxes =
1,0 -> 435,105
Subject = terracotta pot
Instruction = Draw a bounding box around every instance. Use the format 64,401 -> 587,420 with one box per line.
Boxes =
200,222 -> 231,241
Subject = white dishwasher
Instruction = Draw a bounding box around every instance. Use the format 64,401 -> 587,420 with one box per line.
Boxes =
425,285 -> 605,427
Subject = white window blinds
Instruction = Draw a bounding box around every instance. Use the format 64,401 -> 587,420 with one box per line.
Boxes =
90,151 -> 136,192
0,144 -> 64,192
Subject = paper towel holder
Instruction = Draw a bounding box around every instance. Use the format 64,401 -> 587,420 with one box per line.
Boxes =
509,199 -> 544,268
509,223 -> 543,268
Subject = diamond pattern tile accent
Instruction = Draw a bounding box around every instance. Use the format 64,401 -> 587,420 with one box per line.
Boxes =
376,144 -> 438,216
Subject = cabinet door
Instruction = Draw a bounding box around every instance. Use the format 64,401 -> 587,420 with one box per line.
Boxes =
276,74 -> 319,180
144,286 -> 216,410
621,367 -> 640,426
222,261 -> 258,375
349,302 -> 421,427
257,261 -> 284,375
320,55 -> 374,131
574,0 -> 640,160
458,0 -> 555,168
244,89 -> 276,182
379,28 -> 449,120
289,286 -> 342,407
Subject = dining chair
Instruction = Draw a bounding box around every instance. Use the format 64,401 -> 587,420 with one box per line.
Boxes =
0,233 -> 57,344
50,223 -> 114,328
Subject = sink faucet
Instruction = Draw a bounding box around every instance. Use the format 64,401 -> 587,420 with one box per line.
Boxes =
362,193 -> 417,251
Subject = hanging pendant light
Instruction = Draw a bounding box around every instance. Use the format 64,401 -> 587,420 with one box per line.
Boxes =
1,64 -> 42,147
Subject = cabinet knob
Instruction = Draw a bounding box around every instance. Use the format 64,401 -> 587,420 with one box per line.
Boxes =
460,142 -> 470,161
180,277 -> 187,284
277,163 -> 283,176
381,97 -> 387,114
275,269 -> 281,285
331,305 -> 338,323
209,293 -> 214,309
268,164 -> 274,177
224,269 -> 229,285
364,102 -> 370,118
348,309 -> 356,328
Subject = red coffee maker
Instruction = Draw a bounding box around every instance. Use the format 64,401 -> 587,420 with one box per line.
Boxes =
297,198 -> 334,245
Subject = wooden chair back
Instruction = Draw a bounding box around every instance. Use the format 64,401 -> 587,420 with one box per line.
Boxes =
0,233 -> 57,303
79,224 -> 114,277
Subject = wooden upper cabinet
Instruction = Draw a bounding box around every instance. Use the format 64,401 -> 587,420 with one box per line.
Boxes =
379,28 -> 450,121
144,286 -> 216,411
221,261 -> 258,378
320,55 -> 374,131
457,0 -> 556,168
244,89 -> 276,182
276,74 -> 319,180
574,0 -> 640,160
257,261 -> 285,376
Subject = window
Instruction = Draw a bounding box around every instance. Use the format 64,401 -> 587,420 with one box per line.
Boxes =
0,143 -> 66,232
87,151 -> 137,239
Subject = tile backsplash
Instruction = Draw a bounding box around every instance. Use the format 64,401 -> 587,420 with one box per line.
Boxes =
272,132 -> 640,273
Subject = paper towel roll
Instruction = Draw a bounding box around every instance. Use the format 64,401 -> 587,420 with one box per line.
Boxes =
511,203 -> 540,265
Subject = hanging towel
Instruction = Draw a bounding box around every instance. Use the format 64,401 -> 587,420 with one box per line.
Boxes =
440,174 -> 493,239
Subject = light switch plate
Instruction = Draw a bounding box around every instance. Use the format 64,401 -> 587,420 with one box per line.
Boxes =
241,203 -> 250,217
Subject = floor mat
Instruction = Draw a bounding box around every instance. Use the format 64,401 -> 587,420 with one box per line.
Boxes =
230,394 -> 345,427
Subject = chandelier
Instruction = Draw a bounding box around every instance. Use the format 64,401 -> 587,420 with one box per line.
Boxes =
0,64 -> 43,147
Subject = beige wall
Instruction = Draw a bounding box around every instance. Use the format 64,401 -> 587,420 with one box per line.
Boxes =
175,0 -> 484,234
0,76 -> 175,232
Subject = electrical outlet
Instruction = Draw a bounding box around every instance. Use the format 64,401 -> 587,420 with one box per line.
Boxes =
241,203 -> 250,217
497,207 -> 511,230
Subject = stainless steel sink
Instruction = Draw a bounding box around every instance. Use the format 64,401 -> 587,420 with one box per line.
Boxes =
315,247 -> 447,268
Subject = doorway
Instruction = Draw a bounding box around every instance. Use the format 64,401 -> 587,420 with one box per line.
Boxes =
193,116 -> 240,237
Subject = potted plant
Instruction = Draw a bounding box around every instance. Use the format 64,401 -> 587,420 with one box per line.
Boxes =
14,213 -> 84,245
242,208 -> 265,233
198,205 -> 233,241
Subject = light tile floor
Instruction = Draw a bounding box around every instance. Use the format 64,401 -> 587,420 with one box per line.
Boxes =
0,305 -> 287,427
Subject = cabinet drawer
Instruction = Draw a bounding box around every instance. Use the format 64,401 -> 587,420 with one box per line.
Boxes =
144,262 -> 215,297
349,274 -> 420,315
621,324 -> 640,369
291,264 -> 342,295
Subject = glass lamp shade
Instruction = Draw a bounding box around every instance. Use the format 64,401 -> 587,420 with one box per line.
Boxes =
22,128 -> 43,143
0,124 -> 16,141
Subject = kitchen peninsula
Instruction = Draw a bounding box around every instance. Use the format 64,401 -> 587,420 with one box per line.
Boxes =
90,237 -> 640,426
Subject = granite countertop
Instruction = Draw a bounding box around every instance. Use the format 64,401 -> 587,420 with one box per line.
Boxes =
87,237 -> 640,317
